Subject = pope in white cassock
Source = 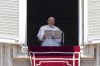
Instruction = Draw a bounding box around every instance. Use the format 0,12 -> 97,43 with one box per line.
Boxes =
37,17 -> 62,46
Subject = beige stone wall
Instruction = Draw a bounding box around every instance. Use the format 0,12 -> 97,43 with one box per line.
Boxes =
13,60 -> 31,66
80,60 -> 94,66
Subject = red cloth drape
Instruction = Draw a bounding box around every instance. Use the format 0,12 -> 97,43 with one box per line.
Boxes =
29,46 -> 80,66
38,62 -> 68,66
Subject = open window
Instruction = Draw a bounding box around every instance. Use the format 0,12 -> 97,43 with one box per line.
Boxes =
27,0 -> 78,46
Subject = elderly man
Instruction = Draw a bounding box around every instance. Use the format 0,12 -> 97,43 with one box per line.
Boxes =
37,17 -> 62,46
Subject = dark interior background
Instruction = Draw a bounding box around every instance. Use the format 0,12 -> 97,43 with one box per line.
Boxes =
27,0 -> 78,46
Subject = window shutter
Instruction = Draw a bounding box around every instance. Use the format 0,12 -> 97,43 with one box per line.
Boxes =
88,0 -> 100,44
0,0 -> 19,40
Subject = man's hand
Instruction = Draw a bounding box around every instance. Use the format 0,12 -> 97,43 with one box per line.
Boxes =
43,35 -> 46,39
43,35 -> 53,39
52,36 -> 55,39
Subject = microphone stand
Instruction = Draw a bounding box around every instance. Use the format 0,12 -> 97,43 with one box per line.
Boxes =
61,31 -> 64,46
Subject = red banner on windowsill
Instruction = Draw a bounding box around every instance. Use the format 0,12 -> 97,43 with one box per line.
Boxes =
29,46 -> 80,66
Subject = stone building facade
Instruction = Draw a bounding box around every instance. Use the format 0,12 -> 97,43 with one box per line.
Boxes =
0,0 -> 100,66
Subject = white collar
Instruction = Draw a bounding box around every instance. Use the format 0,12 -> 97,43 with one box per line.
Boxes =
48,25 -> 54,28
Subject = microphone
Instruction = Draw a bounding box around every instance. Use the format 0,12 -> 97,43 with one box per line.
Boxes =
48,25 -> 54,28
51,26 -> 54,28
52,26 -> 54,28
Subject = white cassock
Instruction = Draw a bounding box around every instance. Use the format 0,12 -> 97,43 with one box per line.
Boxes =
37,25 -> 62,46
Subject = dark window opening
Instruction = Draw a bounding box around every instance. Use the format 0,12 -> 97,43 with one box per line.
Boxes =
27,0 -> 78,46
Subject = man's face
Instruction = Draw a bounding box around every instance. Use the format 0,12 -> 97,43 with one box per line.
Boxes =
47,17 -> 55,26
